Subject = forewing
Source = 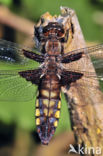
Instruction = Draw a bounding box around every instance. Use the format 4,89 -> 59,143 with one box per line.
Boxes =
62,44 -> 103,88
0,39 -> 41,68
62,44 -> 103,71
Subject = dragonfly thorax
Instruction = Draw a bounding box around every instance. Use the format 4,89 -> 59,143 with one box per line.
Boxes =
45,40 -> 62,55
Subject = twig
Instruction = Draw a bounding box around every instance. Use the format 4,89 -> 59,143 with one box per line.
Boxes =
0,6 -> 34,36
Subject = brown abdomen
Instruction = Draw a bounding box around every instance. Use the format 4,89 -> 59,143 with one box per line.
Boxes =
35,74 -> 61,145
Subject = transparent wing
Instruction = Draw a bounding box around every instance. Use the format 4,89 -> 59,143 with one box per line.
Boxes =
61,68 -> 101,87
62,44 -> 103,70
62,44 -> 103,91
0,39 -> 42,69
60,58 -> 103,101
0,70 -> 38,102
63,44 -> 103,58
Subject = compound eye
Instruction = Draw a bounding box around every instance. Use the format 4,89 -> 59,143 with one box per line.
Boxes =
57,28 -> 64,37
57,31 -> 63,37
43,27 -> 49,36
44,31 -> 49,36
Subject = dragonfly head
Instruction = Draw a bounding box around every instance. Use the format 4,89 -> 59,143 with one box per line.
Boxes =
42,22 -> 64,39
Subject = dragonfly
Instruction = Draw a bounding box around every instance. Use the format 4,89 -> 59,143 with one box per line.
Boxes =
0,21 -> 103,145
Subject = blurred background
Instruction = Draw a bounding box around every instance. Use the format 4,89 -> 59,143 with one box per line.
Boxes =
0,0 -> 103,156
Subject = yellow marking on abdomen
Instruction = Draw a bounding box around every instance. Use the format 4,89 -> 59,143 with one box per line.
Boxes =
43,99 -> 49,107
58,100 -> 61,109
55,110 -> 60,118
36,118 -> 40,125
50,100 -> 55,107
49,109 -> 53,116
54,120 -> 58,127
44,108 -> 48,116
41,89 -> 49,97
35,109 -> 40,116
50,91 -> 57,98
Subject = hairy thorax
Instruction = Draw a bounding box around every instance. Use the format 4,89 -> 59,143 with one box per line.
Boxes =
45,39 -> 62,55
